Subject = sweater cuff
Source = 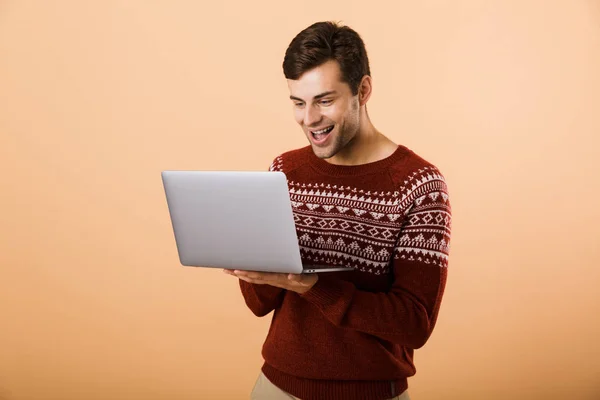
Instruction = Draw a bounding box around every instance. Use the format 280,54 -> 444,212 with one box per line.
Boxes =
299,276 -> 353,307
240,279 -> 284,298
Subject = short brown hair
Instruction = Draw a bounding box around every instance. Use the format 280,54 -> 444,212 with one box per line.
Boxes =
282,21 -> 371,96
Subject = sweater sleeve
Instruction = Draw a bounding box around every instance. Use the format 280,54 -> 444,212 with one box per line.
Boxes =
239,280 -> 286,317
299,178 -> 452,348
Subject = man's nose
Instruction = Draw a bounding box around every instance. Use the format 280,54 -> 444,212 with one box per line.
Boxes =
304,105 -> 322,127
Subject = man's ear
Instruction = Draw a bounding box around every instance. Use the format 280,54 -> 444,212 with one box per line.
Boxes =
358,75 -> 373,106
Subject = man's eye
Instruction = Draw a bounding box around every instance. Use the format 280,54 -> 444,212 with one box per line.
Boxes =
294,103 -> 304,107
320,100 -> 332,105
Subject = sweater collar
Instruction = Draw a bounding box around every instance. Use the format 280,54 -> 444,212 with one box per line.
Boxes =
307,144 -> 409,177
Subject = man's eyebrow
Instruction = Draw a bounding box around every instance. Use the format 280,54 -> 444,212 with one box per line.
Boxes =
289,91 -> 338,102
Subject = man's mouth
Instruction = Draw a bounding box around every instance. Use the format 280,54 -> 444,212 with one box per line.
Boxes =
310,125 -> 334,141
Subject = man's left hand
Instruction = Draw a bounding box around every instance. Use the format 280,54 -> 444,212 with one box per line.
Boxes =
223,269 -> 318,295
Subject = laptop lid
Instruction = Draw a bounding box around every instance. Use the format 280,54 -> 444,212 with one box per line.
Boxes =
161,170 -> 304,274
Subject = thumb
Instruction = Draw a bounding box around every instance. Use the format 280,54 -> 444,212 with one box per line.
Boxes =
287,273 -> 302,282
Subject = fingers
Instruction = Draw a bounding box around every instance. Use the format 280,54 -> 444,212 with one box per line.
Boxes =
236,274 -> 288,289
224,269 -> 271,284
235,274 -> 263,284
232,270 -> 294,284
222,269 -> 308,288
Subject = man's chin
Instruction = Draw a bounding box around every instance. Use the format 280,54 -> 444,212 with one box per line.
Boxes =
311,145 -> 336,160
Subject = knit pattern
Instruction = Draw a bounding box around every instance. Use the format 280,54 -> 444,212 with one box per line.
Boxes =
270,155 -> 451,274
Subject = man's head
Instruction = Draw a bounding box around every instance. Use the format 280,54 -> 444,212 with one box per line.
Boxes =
283,21 -> 372,160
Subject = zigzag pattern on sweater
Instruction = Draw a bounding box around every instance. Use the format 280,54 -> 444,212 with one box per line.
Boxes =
269,155 -> 451,273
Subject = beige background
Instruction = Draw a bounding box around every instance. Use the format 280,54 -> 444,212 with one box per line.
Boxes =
1,1 -> 599,399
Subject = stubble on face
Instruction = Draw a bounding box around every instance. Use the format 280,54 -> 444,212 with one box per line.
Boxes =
311,96 -> 360,160
288,60 -> 362,161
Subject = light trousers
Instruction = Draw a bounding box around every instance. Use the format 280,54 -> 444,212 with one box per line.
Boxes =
251,371 -> 411,400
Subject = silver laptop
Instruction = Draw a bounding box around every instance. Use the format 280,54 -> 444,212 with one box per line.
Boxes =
161,170 -> 352,274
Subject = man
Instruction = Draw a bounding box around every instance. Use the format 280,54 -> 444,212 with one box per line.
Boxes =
224,21 -> 452,400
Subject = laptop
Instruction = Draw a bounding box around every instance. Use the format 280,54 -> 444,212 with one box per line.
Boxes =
161,170 -> 352,274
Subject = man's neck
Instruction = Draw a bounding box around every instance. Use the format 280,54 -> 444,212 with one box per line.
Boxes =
325,118 -> 397,166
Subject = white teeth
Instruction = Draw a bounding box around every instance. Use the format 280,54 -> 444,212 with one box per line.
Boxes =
312,126 -> 333,134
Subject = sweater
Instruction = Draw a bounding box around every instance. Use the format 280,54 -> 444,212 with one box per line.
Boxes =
238,144 -> 452,400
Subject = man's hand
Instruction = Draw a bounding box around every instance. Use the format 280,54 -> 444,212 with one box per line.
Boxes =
223,269 -> 318,295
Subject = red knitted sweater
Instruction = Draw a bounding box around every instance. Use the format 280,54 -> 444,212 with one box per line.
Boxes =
239,145 -> 451,400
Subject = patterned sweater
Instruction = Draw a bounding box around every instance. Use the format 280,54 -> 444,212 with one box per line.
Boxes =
238,144 -> 452,400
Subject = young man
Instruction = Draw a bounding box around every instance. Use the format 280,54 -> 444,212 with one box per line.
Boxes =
224,21 -> 452,400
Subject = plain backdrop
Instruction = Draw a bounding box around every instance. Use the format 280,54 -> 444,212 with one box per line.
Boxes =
1,1 -> 599,399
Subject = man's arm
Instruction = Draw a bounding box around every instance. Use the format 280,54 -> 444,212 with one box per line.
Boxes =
238,280 -> 286,317
299,179 -> 451,348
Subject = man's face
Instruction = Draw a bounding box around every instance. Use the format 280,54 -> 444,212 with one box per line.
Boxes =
287,60 -> 361,160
